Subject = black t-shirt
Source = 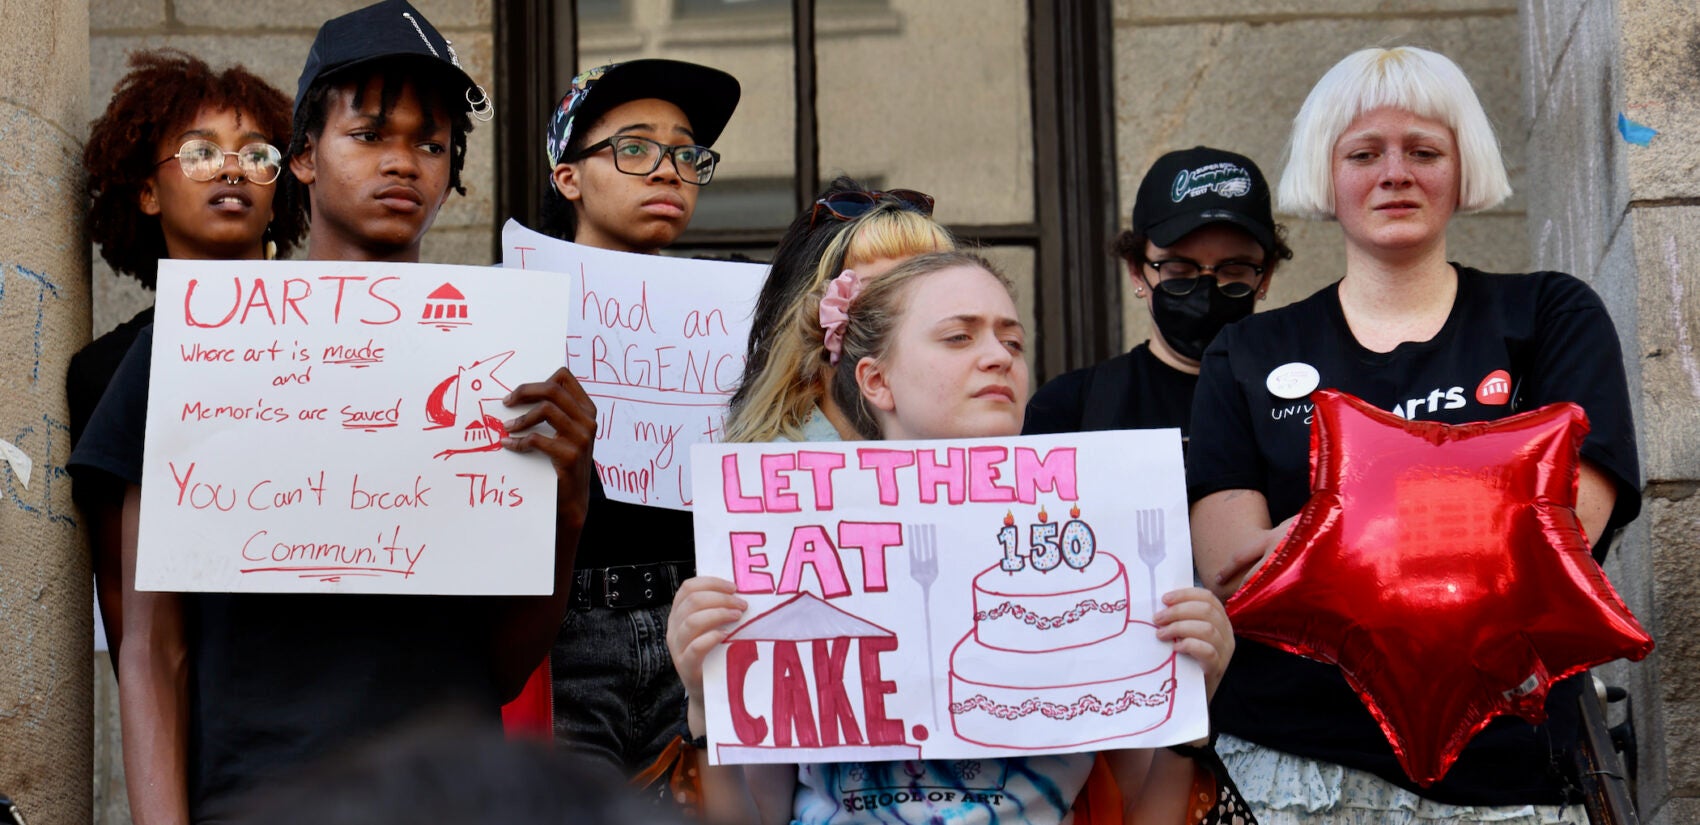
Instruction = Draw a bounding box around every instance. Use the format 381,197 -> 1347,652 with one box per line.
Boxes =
68,326 -> 504,823
575,481 -> 695,568
1186,266 -> 1641,805
67,307 -> 155,515
1022,342 -> 1198,436
67,306 -> 155,448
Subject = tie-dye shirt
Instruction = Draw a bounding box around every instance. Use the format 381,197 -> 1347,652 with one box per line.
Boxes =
792,755 -> 1094,824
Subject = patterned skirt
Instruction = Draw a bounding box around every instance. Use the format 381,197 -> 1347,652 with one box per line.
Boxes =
1216,734 -> 1588,825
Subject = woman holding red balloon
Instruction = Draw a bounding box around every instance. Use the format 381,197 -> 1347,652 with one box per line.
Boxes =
1186,46 -> 1641,823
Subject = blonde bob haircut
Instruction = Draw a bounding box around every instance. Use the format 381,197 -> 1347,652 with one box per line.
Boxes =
1276,46 -> 1512,220
724,204 -> 955,443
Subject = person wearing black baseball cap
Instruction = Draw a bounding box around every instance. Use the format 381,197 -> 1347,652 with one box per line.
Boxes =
114,5 -> 599,823
538,59 -> 740,253
281,0 -> 493,261
530,58 -> 740,787
1024,146 -> 1292,438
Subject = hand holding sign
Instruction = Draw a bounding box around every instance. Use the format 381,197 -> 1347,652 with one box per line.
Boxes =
668,576 -> 750,737
691,430 -> 1211,765
502,220 -> 765,510
139,259 -> 572,595
501,366 -> 599,533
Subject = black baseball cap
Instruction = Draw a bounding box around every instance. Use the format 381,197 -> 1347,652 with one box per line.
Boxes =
544,59 -> 741,168
1132,146 -> 1276,253
295,0 -> 487,122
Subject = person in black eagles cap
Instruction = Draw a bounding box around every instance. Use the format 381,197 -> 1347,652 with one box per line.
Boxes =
109,3 -> 598,822
1024,146 -> 1293,441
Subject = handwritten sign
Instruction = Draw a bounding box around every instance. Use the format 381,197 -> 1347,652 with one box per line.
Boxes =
136,259 -> 571,594
690,430 -> 1208,765
502,220 -> 764,510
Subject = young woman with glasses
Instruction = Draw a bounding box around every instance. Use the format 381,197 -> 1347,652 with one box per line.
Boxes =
1024,146 -> 1291,439
67,48 -> 303,663
670,252 -> 1237,824
530,58 -> 750,791
538,59 -> 739,254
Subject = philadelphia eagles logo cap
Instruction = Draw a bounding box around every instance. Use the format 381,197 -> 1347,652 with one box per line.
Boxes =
1132,146 -> 1276,253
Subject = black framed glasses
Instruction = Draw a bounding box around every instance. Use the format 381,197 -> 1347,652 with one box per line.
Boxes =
1144,259 -> 1266,298
809,189 -> 936,227
157,139 -> 282,185
572,135 -> 720,185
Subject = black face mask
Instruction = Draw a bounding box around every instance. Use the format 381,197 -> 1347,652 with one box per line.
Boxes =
1148,276 -> 1257,361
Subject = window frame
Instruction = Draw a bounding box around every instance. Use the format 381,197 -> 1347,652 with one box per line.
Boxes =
493,0 -> 1120,379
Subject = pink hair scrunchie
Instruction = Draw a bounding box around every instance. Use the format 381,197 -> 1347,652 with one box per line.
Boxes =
819,269 -> 863,365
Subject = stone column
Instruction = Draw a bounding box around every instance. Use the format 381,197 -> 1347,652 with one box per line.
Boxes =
1522,1 -> 1700,823
0,2 -> 92,824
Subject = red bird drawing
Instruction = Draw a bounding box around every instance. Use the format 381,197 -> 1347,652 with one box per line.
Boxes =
424,351 -> 515,459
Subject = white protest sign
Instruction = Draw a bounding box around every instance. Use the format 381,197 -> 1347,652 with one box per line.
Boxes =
502,219 -> 764,510
691,430 -> 1208,765
137,259 -> 570,595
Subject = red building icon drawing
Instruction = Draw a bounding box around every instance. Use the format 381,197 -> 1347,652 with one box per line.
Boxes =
421,283 -> 472,330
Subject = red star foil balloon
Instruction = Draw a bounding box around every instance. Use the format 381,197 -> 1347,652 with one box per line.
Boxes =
1225,389 -> 1653,786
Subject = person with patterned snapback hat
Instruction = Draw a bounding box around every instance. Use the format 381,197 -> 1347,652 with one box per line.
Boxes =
538,59 -> 739,252
1024,146 -> 1294,440
531,59 -> 742,788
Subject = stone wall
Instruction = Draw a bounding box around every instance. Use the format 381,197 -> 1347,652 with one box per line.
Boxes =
1522,0 -> 1700,822
0,4 -> 93,825
1111,0 -> 1527,344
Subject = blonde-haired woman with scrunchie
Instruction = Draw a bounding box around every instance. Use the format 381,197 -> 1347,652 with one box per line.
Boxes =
724,177 -> 955,444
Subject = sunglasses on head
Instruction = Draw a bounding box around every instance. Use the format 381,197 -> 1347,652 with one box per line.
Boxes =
809,189 -> 936,227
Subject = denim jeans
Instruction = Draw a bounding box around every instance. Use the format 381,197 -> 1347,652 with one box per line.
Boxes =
551,601 -> 686,776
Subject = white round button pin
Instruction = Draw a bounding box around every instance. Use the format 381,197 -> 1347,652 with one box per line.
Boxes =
1266,362 -> 1320,399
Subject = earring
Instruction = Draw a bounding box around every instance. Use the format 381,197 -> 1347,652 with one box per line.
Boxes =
263,224 -> 277,261
466,85 -> 495,123
1134,287 -> 1145,298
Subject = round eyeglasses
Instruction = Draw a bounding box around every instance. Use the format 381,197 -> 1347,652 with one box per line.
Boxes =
1144,259 -> 1266,298
809,189 -> 935,227
157,139 -> 283,185
572,135 -> 720,185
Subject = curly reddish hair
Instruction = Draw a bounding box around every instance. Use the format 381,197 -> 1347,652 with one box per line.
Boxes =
85,49 -> 306,289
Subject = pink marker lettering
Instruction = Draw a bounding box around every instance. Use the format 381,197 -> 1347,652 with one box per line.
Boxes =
967,446 -> 1017,502
760,453 -> 801,513
729,532 -> 774,593
777,525 -> 850,598
1015,446 -> 1078,502
722,453 -> 764,512
916,448 -> 967,504
836,521 -> 902,592
795,451 -> 845,510
857,449 -> 916,505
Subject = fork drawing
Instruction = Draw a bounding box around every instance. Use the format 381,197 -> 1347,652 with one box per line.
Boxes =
908,523 -> 940,730
1136,509 -> 1166,615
